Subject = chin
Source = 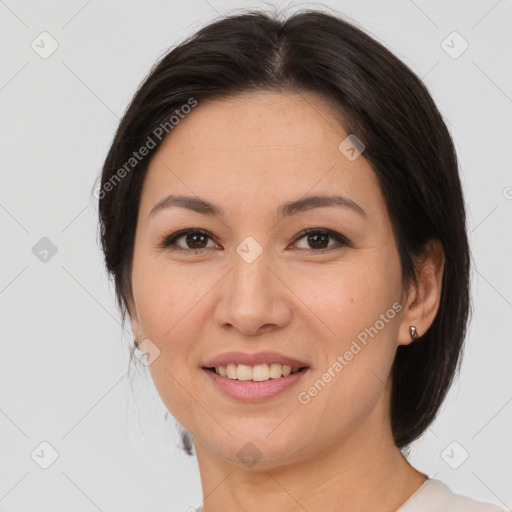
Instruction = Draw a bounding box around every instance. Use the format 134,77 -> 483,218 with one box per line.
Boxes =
199,430 -> 309,469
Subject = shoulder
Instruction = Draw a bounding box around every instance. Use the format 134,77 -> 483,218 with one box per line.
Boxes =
399,478 -> 509,512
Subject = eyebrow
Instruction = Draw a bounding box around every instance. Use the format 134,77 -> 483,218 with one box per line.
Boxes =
149,193 -> 366,219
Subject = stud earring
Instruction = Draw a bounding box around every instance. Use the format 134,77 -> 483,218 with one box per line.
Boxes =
134,333 -> 143,349
409,325 -> 419,340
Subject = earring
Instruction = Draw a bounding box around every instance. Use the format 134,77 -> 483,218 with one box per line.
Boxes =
134,334 -> 143,349
409,325 -> 419,340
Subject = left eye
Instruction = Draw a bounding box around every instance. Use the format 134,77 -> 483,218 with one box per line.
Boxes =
160,228 -> 350,253
292,228 -> 350,252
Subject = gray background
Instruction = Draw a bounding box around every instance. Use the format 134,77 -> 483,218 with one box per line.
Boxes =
1,0 -> 511,510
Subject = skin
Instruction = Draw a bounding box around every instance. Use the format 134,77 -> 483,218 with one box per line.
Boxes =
128,91 -> 445,512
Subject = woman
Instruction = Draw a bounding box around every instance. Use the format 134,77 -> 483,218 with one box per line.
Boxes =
96,8 -> 507,512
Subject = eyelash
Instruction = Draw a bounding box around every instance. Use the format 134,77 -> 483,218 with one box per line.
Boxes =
159,228 -> 351,255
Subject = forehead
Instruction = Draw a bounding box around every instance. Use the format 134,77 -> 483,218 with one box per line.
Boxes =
142,91 -> 383,218
160,90 -> 346,160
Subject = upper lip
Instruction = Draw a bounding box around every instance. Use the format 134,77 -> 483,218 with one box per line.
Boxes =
202,351 -> 310,369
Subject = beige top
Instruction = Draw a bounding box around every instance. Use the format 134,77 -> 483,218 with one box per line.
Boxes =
396,478 -> 507,511
194,478 -> 508,512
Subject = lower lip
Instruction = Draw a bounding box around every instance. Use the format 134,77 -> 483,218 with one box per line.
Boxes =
202,368 -> 310,402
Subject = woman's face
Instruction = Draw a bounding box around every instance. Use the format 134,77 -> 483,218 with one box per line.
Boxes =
130,91 -> 412,467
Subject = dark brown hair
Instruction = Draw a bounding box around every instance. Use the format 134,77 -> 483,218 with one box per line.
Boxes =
96,8 -> 470,456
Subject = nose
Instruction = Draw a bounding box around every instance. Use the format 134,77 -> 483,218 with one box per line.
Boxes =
213,248 -> 293,337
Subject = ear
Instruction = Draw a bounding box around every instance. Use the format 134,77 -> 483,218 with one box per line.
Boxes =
397,239 -> 445,346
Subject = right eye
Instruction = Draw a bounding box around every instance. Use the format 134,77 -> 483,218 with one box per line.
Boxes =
160,229 -> 220,253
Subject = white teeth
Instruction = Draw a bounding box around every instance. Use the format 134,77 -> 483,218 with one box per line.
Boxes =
252,364 -> 270,382
226,363 -> 237,379
269,363 -> 284,379
236,364 -> 253,381
282,365 -> 292,377
213,363 -> 302,381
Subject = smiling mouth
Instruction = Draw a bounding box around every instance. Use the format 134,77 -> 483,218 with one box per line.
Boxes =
204,364 -> 309,381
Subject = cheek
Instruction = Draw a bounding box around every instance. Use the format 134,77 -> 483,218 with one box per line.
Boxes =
132,266 -> 206,427
131,262 -> 197,413
132,255 -> 206,341
290,258 -> 401,404
290,256 -> 401,340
